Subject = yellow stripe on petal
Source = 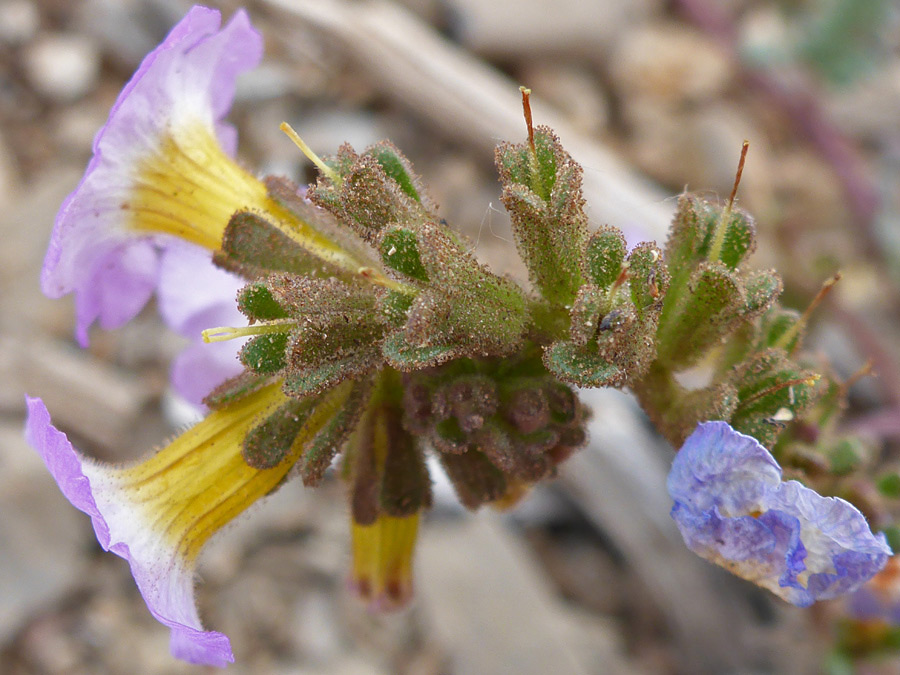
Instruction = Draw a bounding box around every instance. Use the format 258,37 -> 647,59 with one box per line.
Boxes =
113,382 -> 352,564
126,123 -> 357,270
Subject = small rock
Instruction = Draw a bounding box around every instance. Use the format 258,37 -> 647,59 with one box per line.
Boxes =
0,0 -> 39,45
609,22 -> 733,105
23,33 -> 101,102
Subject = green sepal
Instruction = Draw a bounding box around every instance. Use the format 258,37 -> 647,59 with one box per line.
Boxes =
340,154 -> 409,236
378,290 -> 414,327
380,226 -> 429,282
716,208 -> 756,269
728,348 -> 823,447
382,330 -> 461,371
656,262 -> 743,369
299,380 -> 372,486
216,211 -> 334,279
264,175 -> 376,269
584,227 -> 627,289
266,274 -> 378,320
307,144 -> 432,242
380,411 -> 432,517
237,282 -> 289,321
474,421 -> 551,481
203,371 -> 274,410
759,307 -> 804,352
240,332 -> 290,374
439,449 -> 508,510
288,317 -> 384,368
544,340 -> 625,388
349,406 -> 381,525
242,397 -> 316,469
367,141 -> 424,203
627,243 -> 668,319
665,194 -> 756,271
407,221 -> 529,356
497,126 -> 588,307
743,269 -> 783,318
282,352 -> 376,399
495,125 -> 559,200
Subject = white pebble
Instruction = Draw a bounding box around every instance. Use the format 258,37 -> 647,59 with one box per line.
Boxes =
23,33 -> 100,102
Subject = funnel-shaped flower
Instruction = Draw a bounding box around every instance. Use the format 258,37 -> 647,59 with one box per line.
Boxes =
42,6 -> 263,346
24,386 -> 340,666
42,6 -> 347,347
668,421 -> 891,607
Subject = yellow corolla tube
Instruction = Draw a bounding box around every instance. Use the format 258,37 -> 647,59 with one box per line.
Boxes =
350,513 -> 421,611
25,383 -> 350,667
39,5 -> 354,347
129,123 -> 350,261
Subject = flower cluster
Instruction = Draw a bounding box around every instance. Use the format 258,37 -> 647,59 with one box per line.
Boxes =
25,3 -> 894,669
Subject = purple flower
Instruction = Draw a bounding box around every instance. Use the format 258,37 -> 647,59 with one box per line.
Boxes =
668,421 -> 891,607
158,243 -> 246,405
24,386 -> 315,667
42,6 -> 264,346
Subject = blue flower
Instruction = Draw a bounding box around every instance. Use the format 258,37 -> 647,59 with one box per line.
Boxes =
668,421 -> 892,607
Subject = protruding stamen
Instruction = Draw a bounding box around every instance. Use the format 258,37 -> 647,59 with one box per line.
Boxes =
775,272 -> 842,352
708,141 -> 750,262
202,319 -> 294,343
280,122 -> 342,187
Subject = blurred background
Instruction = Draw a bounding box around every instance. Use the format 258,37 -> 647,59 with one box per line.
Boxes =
1,0 -> 900,672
